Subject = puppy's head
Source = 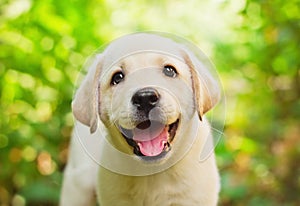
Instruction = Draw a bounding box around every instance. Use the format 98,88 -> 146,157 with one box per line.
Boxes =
72,33 -> 220,161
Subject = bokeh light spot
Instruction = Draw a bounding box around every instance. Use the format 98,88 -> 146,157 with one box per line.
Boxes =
22,146 -> 37,162
37,152 -> 56,176
9,148 -> 22,163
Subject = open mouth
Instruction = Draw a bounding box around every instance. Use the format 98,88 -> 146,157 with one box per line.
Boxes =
119,119 -> 179,157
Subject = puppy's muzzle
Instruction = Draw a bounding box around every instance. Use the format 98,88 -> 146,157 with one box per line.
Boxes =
116,87 -> 179,158
131,87 -> 160,115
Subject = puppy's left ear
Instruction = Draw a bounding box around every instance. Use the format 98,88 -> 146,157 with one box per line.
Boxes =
183,51 -> 220,120
72,54 -> 103,133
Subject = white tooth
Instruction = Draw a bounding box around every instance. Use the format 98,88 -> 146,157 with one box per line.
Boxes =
165,142 -> 170,151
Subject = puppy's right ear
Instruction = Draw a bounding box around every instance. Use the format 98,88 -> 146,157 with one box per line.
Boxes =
72,54 -> 103,133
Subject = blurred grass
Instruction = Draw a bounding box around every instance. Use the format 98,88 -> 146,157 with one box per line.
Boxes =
0,0 -> 299,205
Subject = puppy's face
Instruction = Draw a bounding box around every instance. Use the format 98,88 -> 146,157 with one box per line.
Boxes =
72,33 -> 220,162
99,53 -> 195,159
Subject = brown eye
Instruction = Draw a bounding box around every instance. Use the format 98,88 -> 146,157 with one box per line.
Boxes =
163,65 -> 177,78
111,71 -> 125,85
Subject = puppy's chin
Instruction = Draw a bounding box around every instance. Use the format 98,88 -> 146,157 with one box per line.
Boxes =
117,118 -> 180,160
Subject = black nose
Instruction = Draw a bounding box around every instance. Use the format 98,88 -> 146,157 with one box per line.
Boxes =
131,87 -> 160,113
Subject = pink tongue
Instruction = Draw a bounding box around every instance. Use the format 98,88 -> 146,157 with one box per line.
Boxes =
133,127 -> 168,157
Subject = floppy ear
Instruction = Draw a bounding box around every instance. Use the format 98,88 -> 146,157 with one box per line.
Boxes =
72,54 -> 103,133
183,51 -> 220,120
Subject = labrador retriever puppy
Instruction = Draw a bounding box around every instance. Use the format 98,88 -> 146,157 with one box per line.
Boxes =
60,33 -> 221,206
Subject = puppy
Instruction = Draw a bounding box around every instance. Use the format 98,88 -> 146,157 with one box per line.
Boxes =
60,33 -> 221,206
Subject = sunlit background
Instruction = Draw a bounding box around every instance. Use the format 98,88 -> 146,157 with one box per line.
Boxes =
1,0 -> 299,205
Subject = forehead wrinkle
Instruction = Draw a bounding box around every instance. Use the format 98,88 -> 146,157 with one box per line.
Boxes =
146,55 -> 165,66
120,53 -> 165,72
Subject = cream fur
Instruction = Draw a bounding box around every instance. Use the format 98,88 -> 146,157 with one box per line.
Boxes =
97,116 -> 220,206
60,33 -> 220,206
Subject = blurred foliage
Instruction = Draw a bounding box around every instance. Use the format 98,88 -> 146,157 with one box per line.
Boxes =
0,0 -> 299,205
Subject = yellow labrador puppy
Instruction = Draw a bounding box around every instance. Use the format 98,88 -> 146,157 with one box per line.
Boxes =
60,33 -> 221,206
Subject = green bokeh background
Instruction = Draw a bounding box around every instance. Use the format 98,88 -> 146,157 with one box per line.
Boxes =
1,0 -> 299,205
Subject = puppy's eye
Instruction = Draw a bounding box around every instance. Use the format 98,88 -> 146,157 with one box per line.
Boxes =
163,65 -> 177,78
111,71 -> 125,85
